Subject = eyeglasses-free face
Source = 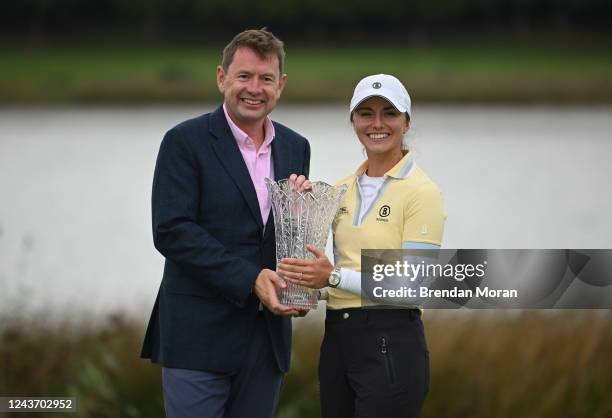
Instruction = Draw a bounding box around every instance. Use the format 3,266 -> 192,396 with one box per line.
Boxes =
352,96 -> 409,162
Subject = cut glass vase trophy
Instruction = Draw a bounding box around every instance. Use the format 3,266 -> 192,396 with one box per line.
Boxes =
265,178 -> 347,310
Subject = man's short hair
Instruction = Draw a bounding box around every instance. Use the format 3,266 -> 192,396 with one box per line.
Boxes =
222,28 -> 286,74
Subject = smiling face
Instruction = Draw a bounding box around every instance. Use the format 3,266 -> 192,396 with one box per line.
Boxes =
352,96 -> 410,161
216,47 -> 286,130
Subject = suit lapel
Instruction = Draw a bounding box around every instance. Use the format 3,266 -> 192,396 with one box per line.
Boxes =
271,128 -> 290,181
209,106 -> 264,229
265,126 -> 292,239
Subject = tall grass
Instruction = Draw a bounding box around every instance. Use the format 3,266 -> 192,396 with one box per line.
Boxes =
1,311 -> 611,418
0,313 -> 162,418
421,311 -> 612,418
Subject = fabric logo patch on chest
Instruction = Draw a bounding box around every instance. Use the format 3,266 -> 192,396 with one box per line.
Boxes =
378,205 -> 391,217
376,205 -> 391,223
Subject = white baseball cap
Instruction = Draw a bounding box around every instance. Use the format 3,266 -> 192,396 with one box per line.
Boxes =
349,74 -> 411,118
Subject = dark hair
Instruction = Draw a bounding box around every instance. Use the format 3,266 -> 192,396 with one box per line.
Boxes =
222,28 -> 285,74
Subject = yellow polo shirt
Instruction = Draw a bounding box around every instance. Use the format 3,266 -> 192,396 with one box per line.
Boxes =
328,153 -> 446,309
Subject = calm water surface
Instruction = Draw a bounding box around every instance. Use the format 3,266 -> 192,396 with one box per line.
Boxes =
1,105 -> 611,317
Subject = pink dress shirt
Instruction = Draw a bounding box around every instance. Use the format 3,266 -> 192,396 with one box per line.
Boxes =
223,104 -> 275,226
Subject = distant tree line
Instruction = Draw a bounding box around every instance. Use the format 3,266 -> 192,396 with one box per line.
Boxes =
2,0 -> 611,43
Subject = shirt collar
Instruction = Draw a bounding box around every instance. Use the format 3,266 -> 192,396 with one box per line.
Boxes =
223,103 -> 275,148
354,152 -> 415,180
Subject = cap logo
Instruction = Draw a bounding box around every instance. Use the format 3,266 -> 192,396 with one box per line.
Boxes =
372,82 -> 382,89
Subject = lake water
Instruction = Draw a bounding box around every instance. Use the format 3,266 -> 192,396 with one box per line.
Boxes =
1,105 -> 611,318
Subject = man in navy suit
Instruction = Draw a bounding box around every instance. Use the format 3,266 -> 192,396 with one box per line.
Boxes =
141,29 -> 311,418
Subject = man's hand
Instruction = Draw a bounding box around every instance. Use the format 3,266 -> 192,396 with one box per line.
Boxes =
288,173 -> 312,192
294,309 -> 310,318
253,269 -> 301,316
277,245 -> 334,289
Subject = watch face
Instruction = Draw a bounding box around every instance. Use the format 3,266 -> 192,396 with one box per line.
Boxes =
330,273 -> 341,286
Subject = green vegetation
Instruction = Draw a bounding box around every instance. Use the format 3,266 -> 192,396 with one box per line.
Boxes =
1,40 -> 611,104
1,311 -> 611,418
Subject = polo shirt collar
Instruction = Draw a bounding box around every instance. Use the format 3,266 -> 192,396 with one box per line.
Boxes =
223,103 -> 275,148
354,152 -> 415,180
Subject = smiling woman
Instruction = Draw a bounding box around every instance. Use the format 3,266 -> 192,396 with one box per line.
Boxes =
277,74 -> 446,418
351,97 -> 409,176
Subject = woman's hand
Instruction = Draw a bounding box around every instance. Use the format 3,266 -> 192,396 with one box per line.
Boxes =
278,245 -> 333,289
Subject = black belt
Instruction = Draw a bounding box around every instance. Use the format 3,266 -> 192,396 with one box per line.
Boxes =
325,307 -> 420,323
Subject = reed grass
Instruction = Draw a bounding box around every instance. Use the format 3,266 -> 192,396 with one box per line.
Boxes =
1,311 -> 611,418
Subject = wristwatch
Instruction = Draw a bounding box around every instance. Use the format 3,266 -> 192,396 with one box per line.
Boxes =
328,266 -> 342,288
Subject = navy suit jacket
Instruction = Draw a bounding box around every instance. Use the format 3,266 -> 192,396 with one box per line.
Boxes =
141,105 -> 311,373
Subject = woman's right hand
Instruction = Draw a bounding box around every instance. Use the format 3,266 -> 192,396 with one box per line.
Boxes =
277,245 -> 334,289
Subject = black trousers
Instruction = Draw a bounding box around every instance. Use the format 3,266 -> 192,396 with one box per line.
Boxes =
319,308 -> 429,418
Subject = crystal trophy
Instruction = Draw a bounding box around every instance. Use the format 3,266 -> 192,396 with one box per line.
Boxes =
265,178 -> 347,309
